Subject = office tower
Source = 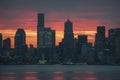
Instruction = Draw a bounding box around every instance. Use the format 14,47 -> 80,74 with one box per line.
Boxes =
43,28 -> 55,62
14,28 -> 27,56
115,28 -> 120,62
37,13 -> 56,63
38,13 -> 44,28
108,28 -> 120,62
108,29 -> 116,57
63,19 -> 74,62
94,26 -> 106,62
76,35 -> 88,62
115,36 -> 120,62
37,13 -> 44,48
3,38 -> 11,52
43,28 -> 55,48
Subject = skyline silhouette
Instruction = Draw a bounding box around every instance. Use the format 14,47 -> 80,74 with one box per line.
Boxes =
0,14 -> 119,48
0,13 -> 120,65
0,0 -> 120,48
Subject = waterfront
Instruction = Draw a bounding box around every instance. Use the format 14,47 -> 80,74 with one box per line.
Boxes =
0,65 -> 120,80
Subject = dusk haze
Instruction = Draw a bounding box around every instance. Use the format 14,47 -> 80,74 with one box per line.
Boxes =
0,0 -> 120,80
0,0 -> 119,47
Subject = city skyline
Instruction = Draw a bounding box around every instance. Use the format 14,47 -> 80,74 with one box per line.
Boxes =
0,13 -> 120,65
0,0 -> 120,48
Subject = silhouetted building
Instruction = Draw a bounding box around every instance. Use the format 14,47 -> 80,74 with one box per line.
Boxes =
115,36 -> 120,62
63,19 -> 74,62
76,35 -> 88,62
14,28 -> 27,58
57,39 -> 65,63
37,13 -> 56,63
94,26 -> 106,62
43,28 -> 55,62
38,13 -> 44,28
108,28 -> 120,63
0,33 -> 3,54
3,38 -> 11,52
78,35 -> 87,44
37,13 -> 45,48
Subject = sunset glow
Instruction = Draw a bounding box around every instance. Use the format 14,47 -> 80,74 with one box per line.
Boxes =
0,0 -> 119,48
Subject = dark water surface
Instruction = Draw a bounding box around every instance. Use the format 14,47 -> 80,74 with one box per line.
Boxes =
0,65 -> 120,80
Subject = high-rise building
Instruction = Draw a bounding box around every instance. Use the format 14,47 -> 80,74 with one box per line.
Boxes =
63,19 -> 74,62
37,13 -> 56,63
14,28 -> 27,56
38,13 -> 44,28
108,28 -> 120,62
76,35 -> 88,62
108,28 -> 116,57
43,28 -> 55,62
115,36 -> 120,62
115,29 -> 120,62
3,38 -> 11,52
94,26 -> 106,62
37,13 -> 45,48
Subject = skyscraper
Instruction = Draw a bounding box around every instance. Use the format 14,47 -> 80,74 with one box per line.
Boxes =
38,13 -> 44,28
108,28 -> 120,62
37,13 -> 56,63
95,26 -> 106,62
116,36 -> 120,61
37,13 -> 45,48
43,28 -> 55,62
63,19 -> 74,62
14,28 -> 27,56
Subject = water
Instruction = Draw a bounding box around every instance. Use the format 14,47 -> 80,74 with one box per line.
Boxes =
0,65 -> 120,80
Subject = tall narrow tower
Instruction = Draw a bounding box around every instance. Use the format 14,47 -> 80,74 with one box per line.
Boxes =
38,13 -> 44,28
37,13 -> 56,62
37,13 -> 45,48
95,26 -> 106,62
63,19 -> 74,62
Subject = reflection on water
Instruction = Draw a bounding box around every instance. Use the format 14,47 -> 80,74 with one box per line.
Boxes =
24,76 -> 39,80
0,71 -> 120,80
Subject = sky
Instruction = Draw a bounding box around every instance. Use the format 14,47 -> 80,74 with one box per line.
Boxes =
0,0 -> 120,48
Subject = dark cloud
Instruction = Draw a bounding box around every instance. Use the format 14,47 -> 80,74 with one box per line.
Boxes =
0,0 -> 120,30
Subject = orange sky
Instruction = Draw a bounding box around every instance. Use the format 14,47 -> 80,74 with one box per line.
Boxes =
0,29 -> 97,48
